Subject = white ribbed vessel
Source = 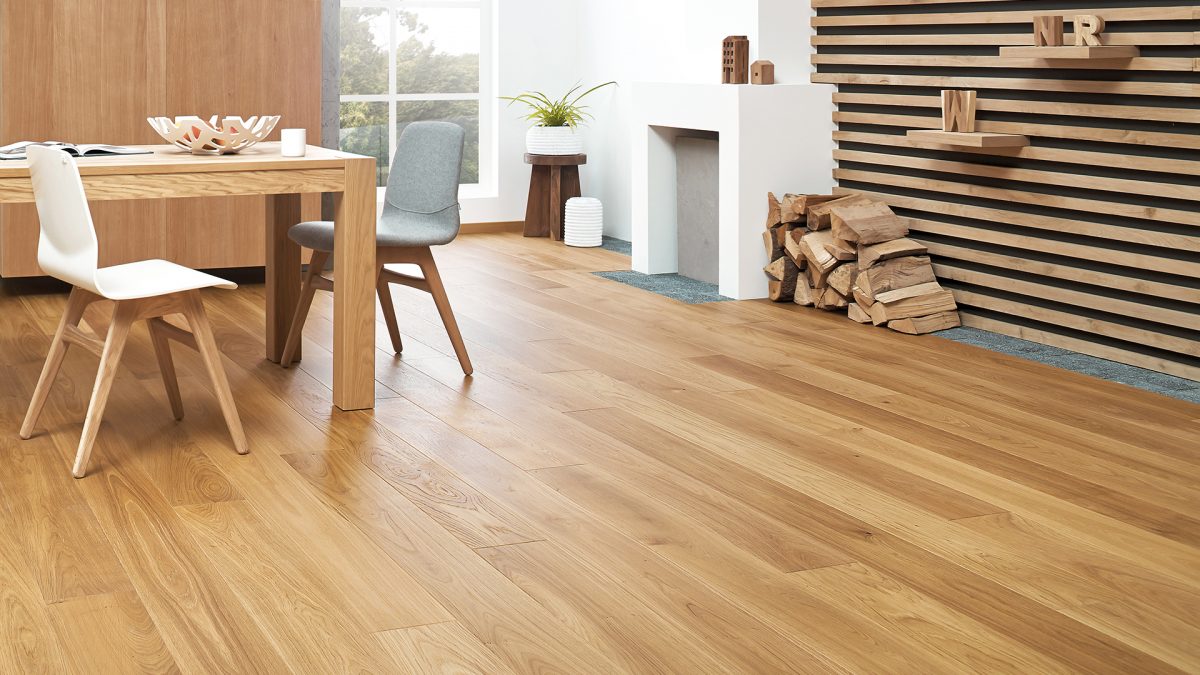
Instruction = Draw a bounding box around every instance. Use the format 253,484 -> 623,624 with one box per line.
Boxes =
564,197 -> 603,247
526,126 -> 584,155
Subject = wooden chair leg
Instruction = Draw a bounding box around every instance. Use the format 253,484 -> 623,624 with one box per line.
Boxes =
72,300 -> 137,479
376,265 -> 403,355
21,287 -> 95,440
416,248 -> 473,376
148,319 -> 185,421
182,291 -> 248,455
281,250 -> 329,368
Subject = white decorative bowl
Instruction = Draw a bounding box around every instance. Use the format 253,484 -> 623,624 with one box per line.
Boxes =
564,197 -> 603,247
526,125 -> 583,155
147,115 -> 281,155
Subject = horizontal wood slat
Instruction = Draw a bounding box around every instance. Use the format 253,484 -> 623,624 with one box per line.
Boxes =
814,54 -> 1197,72
834,182 -> 1200,253
960,312 -> 1200,381
816,1 -> 1200,377
833,131 -> 1200,180
813,32 -> 1194,47
834,112 -> 1200,150
812,73 -> 1200,98
932,262 -> 1200,332
834,168 -> 1200,227
812,6 -> 1198,27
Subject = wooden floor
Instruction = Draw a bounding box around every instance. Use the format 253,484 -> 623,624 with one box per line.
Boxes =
1,233 -> 1198,674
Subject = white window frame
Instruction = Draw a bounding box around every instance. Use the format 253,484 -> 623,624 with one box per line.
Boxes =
340,0 -> 495,200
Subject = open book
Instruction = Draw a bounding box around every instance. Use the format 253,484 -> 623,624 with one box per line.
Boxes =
0,141 -> 152,160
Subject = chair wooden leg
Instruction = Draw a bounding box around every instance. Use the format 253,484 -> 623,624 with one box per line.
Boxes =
21,287 -> 96,440
416,248 -> 473,376
72,300 -> 137,479
281,250 -> 329,368
182,291 -> 248,455
376,265 -> 403,355
148,319 -> 185,421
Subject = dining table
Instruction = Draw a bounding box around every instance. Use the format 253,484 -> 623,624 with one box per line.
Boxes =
0,142 -> 378,411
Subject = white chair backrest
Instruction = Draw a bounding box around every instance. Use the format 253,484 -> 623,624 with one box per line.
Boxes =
27,145 -> 101,292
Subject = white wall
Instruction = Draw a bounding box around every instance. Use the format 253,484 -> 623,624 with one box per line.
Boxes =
459,0 -> 581,225
573,0 -> 819,240
468,0 -> 825,238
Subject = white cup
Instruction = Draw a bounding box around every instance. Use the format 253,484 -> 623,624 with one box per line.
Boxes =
281,128 -> 307,157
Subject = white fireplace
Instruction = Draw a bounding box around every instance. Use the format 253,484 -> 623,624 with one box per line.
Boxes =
630,82 -> 835,299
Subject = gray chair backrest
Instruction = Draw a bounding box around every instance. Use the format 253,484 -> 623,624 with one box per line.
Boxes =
383,121 -> 465,220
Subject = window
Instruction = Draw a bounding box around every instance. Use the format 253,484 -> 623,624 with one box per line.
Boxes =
339,0 -> 493,195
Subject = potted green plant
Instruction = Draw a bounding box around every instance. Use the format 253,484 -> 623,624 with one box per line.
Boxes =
501,81 -> 616,155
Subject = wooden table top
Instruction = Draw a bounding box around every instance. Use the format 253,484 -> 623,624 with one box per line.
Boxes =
0,143 -> 366,178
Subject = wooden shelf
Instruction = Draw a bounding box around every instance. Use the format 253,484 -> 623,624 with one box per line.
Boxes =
906,130 -> 1030,148
998,45 -> 1140,60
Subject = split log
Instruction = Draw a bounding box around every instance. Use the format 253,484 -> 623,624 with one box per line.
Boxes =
793,280 -> 815,307
817,286 -> 849,311
872,281 -> 944,305
766,192 -> 783,228
782,193 -> 838,221
768,277 -> 797,302
829,201 -> 909,245
784,229 -> 807,265
888,311 -> 961,334
855,256 -> 935,303
806,194 -> 869,231
847,302 -> 872,324
858,238 -> 928,268
868,289 -> 958,325
852,285 -> 874,309
763,256 -> 799,282
825,239 -> 857,261
798,230 -> 840,288
779,194 -> 804,224
826,263 -> 858,297
762,229 -> 783,260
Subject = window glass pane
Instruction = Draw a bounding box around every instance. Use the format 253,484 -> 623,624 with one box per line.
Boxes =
340,7 -> 389,96
394,8 -> 480,94
340,101 -> 390,186
396,101 -> 480,185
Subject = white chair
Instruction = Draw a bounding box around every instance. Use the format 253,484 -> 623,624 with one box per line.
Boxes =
19,145 -> 247,478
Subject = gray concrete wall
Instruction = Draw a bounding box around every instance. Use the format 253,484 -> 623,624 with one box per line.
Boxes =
675,134 -> 719,285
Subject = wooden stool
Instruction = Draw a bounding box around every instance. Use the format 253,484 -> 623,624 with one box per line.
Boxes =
523,153 -> 586,240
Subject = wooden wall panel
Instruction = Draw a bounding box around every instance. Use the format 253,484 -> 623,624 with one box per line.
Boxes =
813,0 -> 1200,379
0,0 -> 321,277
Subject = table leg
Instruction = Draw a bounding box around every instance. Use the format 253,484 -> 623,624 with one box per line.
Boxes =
331,157 -> 377,411
265,193 -> 303,363
524,165 -> 551,237
549,166 -> 563,241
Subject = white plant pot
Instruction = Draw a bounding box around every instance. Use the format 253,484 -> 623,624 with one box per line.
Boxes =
526,126 -> 583,155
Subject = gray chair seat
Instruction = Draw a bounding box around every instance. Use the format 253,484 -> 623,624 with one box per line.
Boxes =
288,204 -> 459,252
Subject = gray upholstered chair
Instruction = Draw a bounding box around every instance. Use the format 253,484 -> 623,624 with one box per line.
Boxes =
281,121 -> 472,375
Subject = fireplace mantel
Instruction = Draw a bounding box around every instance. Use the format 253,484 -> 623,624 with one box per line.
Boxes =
630,82 -> 834,299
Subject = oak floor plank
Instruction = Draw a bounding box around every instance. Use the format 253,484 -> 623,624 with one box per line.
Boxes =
790,562 -> 1074,674
544,370 -> 1180,673
374,621 -> 518,675
280,448 -> 629,675
370,397 -> 838,673
174,500 -> 393,672
47,591 -> 180,675
530,463 -> 951,673
477,540 -> 814,674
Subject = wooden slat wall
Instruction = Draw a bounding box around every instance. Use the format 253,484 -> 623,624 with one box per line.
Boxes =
811,0 -> 1200,380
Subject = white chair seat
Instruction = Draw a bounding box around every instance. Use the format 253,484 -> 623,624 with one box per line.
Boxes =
93,259 -> 237,301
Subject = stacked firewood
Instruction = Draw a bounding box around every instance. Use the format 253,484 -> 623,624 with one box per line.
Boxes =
762,192 -> 961,334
